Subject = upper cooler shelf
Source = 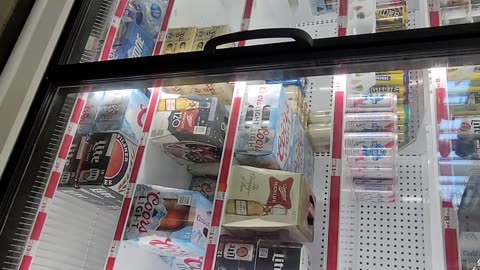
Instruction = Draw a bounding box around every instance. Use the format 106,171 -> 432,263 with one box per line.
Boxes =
62,0 -> 477,64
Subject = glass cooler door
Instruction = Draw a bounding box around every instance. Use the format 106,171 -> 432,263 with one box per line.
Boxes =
3,24 -> 480,269
62,0 -> 479,64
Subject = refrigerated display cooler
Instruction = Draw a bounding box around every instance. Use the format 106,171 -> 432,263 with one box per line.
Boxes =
1,0 -> 480,270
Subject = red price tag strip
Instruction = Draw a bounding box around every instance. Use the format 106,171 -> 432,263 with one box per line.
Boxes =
18,93 -> 88,270
442,201 -> 460,270
326,90 -> 345,270
104,88 -> 161,270
338,0 -> 348,37
238,0 -> 254,47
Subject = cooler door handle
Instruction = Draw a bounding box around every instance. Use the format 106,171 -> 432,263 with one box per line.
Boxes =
203,28 -> 314,55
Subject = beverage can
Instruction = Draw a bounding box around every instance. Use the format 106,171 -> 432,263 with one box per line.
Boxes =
345,93 -> 397,113
344,112 -> 397,132
354,183 -> 396,202
374,72 -> 408,86
345,133 -> 397,164
349,166 -> 396,179
375,2 -> 408,32
353,178 -> 395,185
369,85 -> 407,98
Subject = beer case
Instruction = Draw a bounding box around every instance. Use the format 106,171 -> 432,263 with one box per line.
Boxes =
215,236 -> 257,270
192,25 -> 231,51
235,84 -> 294,170
286,115 -> 305,174
130,235 -> 206,258
223,166 -> 314,242
161,27 -> 197,55
150,96 -> 228,164
161,254 -> 204,270
255,240 -> 312,270
110,0 -> 169,59
215,237 -> 312,270
189,176 -> 217,202
77,92 -> 104,134
162,83 -> 234,105
124,185 -> 212,254
93,89 -> 149,143
303,136 -> 315,188
75,132 -> 137,204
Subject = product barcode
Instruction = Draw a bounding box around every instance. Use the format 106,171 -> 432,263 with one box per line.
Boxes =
258,247 -> 268,258
177,195 -> 192,206
193,126 -> 207,135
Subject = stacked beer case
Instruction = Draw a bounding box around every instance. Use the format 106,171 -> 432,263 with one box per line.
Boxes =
214,82 -> 316,270
58,89 -> 150,208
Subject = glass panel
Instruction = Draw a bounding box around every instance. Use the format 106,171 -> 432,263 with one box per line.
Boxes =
435,65 -> 480,270
5,63 -> 480,270
64,0 -> 479,64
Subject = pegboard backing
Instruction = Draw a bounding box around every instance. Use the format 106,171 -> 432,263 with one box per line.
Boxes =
306,156 -> 331,270
306,76 -> 335,111
339,155 -> 429,270
293,13 -> 338,38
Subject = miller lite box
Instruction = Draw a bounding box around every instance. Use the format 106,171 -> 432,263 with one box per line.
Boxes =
235,84 -> 293,170
124,185 -> 212,257
215,236 -> 257,270
254,240 -> 312,270
77,92 -> 104,134
75,132 -> 138,205
223,166 -> 314,242
215,237 -> 312,270
93,89 -> 149,143
150,96 -> 228,164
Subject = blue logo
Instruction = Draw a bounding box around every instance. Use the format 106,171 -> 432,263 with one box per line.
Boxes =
361,143 -> 387,161
364,94 -> 386,104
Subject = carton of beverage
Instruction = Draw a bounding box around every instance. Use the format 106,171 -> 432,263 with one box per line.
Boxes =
215,236 -> 257,270
78,92 -> 104,134
223,166 -> 314,242
75,132 -> 137,204
255,240 -> 312,270
286,115 -> 305,174
192,25 -> 231,51
162,83 -> 234,105
150,96 -> 228,164
215,237 -> 312,270
303,136 -> 315,187
124,185 -> 212,256
93,89 -> 149,143
189,176 -> 217,202
161,27 -> 197,54
161,254 -> 204,270
235,84 -> 293,170
110,0 -> 169,59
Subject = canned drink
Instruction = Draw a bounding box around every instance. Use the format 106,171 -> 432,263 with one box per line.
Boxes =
345,112 -> 397,132
350,166 -> 396,179
376,2 -> 408,32
345,133 -> 398,164
369,85 -> 407,99
346,93 -> 397,113
353,178 -> 395,185
354,183 -> 396,201
396,124 -> 407,133
396,104 -> 410,125
374,72 -> 407,86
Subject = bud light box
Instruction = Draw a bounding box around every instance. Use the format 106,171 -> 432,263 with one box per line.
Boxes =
110,0 -> 169,60
150,96 -> 228,164
223,166 -> 314,242
93,89 -> 149,143
235,84 -> 293,170
75,132 -> 138,205
124,184 -> 212,257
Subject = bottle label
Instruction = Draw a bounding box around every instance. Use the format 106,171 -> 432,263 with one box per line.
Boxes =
235,200 -> 248,216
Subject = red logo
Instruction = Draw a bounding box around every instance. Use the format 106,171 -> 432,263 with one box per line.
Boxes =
138,192 -> 161,233
137,104 -> 147,128
267,177 -> 293,209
